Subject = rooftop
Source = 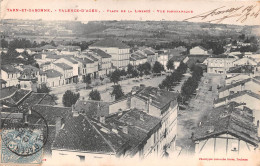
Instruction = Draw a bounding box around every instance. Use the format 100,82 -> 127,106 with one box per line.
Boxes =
130,53 -> 147,61
90,49 -> 112,58
219,77 -> 260,92
45,69 -> 63,78
62,57 -> 78,64
227,65 -> 255,74
135,86 -> 178,110
194,102 -> 259,146
54,63 -> 73,70
90,38 -> 129,49
0,89 -> 32,107
214,90 -> 260,104
73,57 -> 94,64
1,65 -> 21,73
74,100 -> 110,118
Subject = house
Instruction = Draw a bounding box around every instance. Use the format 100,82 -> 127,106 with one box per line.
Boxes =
21,65 -> 47,87
194,102 -> 259,157
244,53 -> 260,63
190,46 -> 208,55
207,55 -> 236,74
88,49 -> 112,76
130,52 -> 147,68
157,52 -> 168,70
225,74 -> 251,85
51,113 -> 129,162
169,56 -> 187,70
218,77 -> 260,98
57,45 -> 81,56
1,65 -> 21,87
89,39 -> 130,70
130,86 -> 179,154
136,48 -> 158,66
53,63 -> 73,84
45,69 -> 63,87
54,57 -> 79,83
233,57 -> 258,66
73,57 -> 98,81
227,65 -> 255,75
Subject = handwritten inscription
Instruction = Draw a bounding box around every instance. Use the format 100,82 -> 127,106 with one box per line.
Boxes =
184,5 -> 260,23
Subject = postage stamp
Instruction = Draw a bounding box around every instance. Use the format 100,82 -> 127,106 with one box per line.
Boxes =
1,108 -> 48,164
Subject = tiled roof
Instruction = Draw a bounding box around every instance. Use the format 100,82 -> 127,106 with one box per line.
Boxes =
135,86 -> 178,109
31,105 -> 71,125
0,89 -> 32,106
57,45 -> 81,51
192,46 -> 207,51
54,63 -> 73,70
45,69 -> 63,78
52,114 -> 125,154
90,49 -> 112,58
46,55 -> 61,59
74,100 -> 110,118
130,53 -> 147,61
73,57 -> 94,64
143,49 -> 155,55
218,77 -> 260,92
214,90 -> 260,104
0,86 -> 18,99
194,102 -> 259,146
62,57 -> 78,64
227,65 -> 254,74
90,38 -> 129,49
1,65 -> 21,73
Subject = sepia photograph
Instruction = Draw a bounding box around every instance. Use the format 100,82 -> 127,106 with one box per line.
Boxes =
0,0 -> 260,165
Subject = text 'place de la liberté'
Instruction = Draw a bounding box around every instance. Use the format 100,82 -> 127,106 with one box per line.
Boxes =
0,19 -> 259,164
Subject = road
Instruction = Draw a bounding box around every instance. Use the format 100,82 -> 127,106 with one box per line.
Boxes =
170,73 -> 225,157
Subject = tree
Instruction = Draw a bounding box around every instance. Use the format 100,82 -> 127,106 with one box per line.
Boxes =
111,85 -> 124,100
84,74 -> 91,88
62,90 -> 80,107
89,89 -> 101,101
166,60 -> 174,70
110,70 -> 121,84
152,61 -> 164,74
37,83 -> 51,93
127,64 -> 134,75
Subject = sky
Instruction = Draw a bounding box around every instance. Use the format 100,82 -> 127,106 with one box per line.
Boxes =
1,0 -> 260,26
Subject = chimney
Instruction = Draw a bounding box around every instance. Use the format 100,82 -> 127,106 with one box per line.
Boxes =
122,125 -> 128,134
118,108 -> 123,116
257,120 -> 259,128
198,121 -> 202,127
100,116 -> 105,124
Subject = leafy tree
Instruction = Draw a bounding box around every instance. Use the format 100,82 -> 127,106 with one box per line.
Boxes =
62,90 -> 80,107
127,64 -> 134,75
1,39 -> 8,48
84,74 -> 91,88
37,83 -> 51,93
152,61 -> 164,74
120,69 -> 127,76
111,85 -> 124,100
132,70 -> 139,78
110,70 -> 121,84
89,89 -> 101,101
166,60 -> 174,70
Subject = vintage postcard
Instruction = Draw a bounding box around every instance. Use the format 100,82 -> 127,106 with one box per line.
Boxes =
0,0 -> 260,166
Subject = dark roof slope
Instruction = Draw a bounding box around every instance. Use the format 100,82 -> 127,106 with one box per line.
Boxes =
90,49 -> 112,58
194,102 -> 259,146
90,38 -> 129,49
45,69 -> 63,78
135,86 -> 178,109
52,114 -> 122,154
219,77 -> 260,92
54,63 -> 73,70
1,65 -> 21,73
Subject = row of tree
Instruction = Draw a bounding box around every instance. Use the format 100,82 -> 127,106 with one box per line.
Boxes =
178,65 -> 203,104
159,61 -> 187,91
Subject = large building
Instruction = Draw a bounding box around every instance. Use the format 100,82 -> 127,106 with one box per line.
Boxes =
89,39 -> 130,70
207,55 -> 236,74
194,102 -> 259,158
190,46 -> 208,55
1,65 -> 21,87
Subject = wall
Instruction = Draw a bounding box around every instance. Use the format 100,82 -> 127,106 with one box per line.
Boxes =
1,70 -> 20,87
109,98 -> 129,115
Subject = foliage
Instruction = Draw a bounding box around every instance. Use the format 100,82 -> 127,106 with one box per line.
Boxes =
37,83 -> 51,93
111,85 -> 124,100
89,89 -> 101,101
110,70 -> 121,84
62,90 -> 80,107
127,64 -> 134,75
166,60 -> 174,70
152,61 -> 165,74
